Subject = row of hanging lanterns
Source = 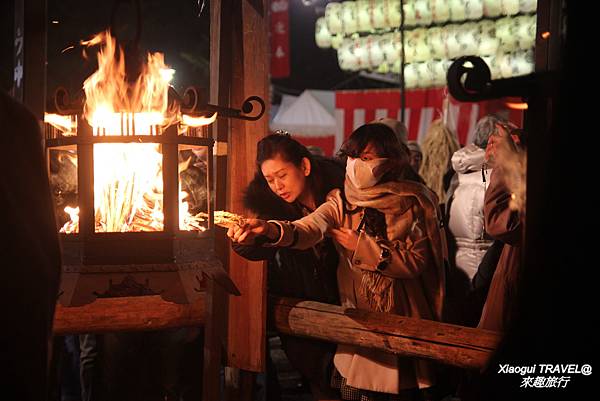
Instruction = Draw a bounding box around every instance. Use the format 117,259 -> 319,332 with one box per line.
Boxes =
315,0 -> 537,88
322,0 -> 537,35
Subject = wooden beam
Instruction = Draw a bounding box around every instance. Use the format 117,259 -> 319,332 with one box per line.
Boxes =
53,295 -> 205,335
272,297 -> 501,370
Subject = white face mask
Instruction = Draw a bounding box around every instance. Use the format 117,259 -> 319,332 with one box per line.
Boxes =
346,157 -> 389,189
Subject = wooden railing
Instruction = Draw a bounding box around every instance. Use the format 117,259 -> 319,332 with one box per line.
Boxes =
53,294 -> 206,335
53,295 -> 499,370
272,297 -> 500,370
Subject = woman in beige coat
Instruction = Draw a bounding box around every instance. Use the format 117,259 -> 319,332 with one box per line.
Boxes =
231,123 -> 446,401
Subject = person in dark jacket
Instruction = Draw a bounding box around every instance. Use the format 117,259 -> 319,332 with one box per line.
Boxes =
230,132 -> 344,400
1,91 -> 62,401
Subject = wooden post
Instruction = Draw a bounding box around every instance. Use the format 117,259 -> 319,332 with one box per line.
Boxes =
226,0 -> 269,373
207,0 -> 269,399
224,0 -> 269,374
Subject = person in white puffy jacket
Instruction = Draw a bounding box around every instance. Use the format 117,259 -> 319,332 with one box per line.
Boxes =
446,115 -> 515,282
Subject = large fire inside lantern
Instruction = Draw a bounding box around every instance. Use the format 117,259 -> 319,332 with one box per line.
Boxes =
45,31 -> 263,306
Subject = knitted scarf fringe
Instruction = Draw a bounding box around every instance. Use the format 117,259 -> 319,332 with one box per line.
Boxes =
359,270 -> 395,312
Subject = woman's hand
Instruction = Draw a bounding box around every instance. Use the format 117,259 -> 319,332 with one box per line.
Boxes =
329,228 -> 359,252
227,219 -> 277,245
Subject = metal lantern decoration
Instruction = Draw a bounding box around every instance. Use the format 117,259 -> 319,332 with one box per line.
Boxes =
45,30 -> 264,306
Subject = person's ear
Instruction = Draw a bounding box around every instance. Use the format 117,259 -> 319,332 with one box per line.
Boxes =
301,157 -> 311,176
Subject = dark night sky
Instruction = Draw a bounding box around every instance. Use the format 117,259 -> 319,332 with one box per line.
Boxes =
0,0 -> 392,98
1,1 -> 211,97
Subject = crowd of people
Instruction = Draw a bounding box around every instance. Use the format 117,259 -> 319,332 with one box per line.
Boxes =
3,82 -> 525,401
228,114 -> 525,401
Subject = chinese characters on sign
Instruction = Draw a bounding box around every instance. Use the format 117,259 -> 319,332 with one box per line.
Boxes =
270,0 -> 290,78
13,0 -> 24,100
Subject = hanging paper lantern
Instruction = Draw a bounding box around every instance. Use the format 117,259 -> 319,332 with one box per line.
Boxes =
512,49 -> 535,75
366,36 -> 386,69
482,54 -> 502,79
416,62 -> 434,87
501,0 -> 520,15
498,52 -> 516,78
429,59 -> 451,87
356,0 -> 372,32
449,0 -> 468,22
390,58 -> 400,74
386,0 -> 401,28
366,0 -> 386,29
414,0 -> 433,26
376,62 -> 391,74
465,0 -> 484,20
352,37 -> 370,69
404,29 -> 416,62
443,24 -> 462,58
409,28 -> 432,62
478,20 -> 500,55
331,33 -> 344,49
431,0 -> 451,23
483,0 -> 502,17
456,22 -> 479,57
403,63 -> 419,88
342,1 -> 359,35
325,2 -> 343,34
519,0 -> 537,13
496,17 -> 519,52
516,14 -> 536,50
428,26 -> 446,59
337,38 -> 358,71
315,17 -> 332,48
381,31 -> 401,64
403,1 -> 417,26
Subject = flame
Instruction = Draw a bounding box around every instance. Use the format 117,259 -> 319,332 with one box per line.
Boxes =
60,206 -> 80,233
58,31 -> 210,233
182,112 -> 218,127
45,113 -> 77,136
81,31 -> 176,134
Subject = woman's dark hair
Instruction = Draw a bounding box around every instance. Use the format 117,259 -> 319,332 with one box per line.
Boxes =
255,132 -> 343,207
338,123 -> 423,184
256,132 -> 312,170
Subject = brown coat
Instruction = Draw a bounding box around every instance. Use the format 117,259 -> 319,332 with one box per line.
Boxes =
478,168 -> 522,332
269,187 -> 445,393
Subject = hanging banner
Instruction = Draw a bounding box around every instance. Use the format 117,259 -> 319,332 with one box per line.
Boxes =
270,0 -> 290,78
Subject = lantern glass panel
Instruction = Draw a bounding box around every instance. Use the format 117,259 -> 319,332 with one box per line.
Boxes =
178,145 -> 209,231
50,148 -> 79,233
93,143 -> 164,232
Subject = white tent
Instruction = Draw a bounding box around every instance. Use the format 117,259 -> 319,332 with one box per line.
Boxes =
270,90 -> 336,136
